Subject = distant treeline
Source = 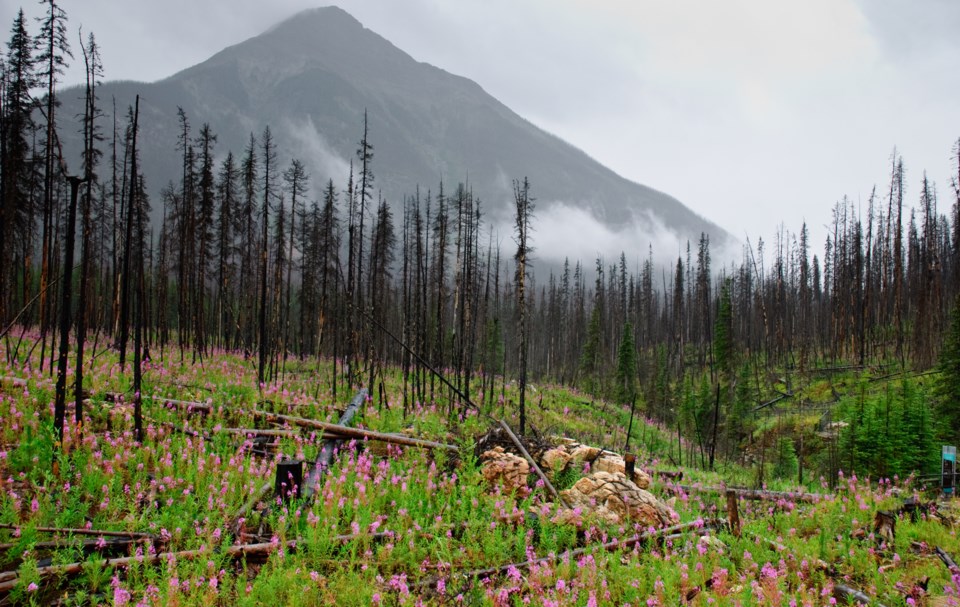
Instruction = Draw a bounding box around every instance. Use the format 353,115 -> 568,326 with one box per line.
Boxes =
3,5 -> 960,451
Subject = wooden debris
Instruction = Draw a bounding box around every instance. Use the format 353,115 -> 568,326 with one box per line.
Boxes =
900,496 -> 934,522
142,392 -> 457,452
414,519 -> 724,591
475,425 -> 551,462
744,530 -> 887,607
0,536 -> 146,551
833,583 -> 887,607
0,532 -> 380,593
252,408 -> 458,452
726,489 -> 741,538
497,419 -> 568,508
666,484 -> 826,504
873,510 -> 896,546
936,546 -> 960,574
0,524 -> 154,539
300,389 -> 366,501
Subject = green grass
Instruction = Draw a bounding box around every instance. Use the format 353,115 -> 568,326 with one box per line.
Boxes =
0,335 -> 957,605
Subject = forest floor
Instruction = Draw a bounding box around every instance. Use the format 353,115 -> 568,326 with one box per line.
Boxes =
0,332 -> 957,606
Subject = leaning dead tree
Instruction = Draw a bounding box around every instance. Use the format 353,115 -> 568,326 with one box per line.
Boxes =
301,388 -> 366,500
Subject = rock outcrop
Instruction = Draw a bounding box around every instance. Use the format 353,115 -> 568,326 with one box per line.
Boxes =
479,447 -> 530,494
555,471 -> 677,527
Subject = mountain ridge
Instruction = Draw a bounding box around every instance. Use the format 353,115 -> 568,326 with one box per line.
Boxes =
58,5 -> 733,260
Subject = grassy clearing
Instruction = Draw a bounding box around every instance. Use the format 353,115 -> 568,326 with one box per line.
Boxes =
0,333 -> 957,605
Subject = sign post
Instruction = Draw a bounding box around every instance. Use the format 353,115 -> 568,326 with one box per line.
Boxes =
943,446 -> 956,496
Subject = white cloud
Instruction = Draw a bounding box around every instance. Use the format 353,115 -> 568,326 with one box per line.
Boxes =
4,0 -> 959,261
279,115 -> 350,199
500,202 -> 684,268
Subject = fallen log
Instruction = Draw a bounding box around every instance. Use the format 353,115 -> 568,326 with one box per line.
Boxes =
251,408 -> 459,453
300,389 -> 367,501
0,536 -> 146,551
0,531 -> 387,594
415,518 -> 724,590
497,419 -> 569,508
0,524 -> 154,540
752,391 -> 793,412
150,395 -> 212,413
142,392 -> 457,453
149,419 -> 209,440
666,484 -> 826,504
834,583 -> 887,607
936,546 -> 960,574
0,377 -> 27,389
219,427 -> 300,438
743,531 -> 887,607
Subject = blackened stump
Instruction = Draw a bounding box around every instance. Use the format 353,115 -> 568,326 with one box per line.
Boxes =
275,459 -> 303,501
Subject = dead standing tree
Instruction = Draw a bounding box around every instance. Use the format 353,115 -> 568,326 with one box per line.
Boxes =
53,176 -> 87,448
513,177 -> 534,435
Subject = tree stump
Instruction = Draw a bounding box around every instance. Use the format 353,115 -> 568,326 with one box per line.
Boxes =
275,459 -> 303,501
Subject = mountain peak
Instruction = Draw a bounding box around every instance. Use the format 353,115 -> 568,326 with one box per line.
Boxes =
265,5 -> 363,35
60,6 -> 732,262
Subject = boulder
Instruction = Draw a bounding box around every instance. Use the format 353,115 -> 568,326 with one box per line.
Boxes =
557,471 -> 676,527
591,454 -> 652,489
544,442 -> 651,489
479,447 -> 530,494
570,445 -> 602,462
542,448 -> 571,471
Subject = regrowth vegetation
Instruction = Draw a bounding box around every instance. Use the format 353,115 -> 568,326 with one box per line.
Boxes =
3,3 -> 960,605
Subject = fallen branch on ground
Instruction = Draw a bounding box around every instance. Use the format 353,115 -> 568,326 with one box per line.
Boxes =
665,484 -> 827,504
496,419 -> 568,508
0,531 -> 388,593
936,546 -> 960,574
415,518 -> 724,591
0,524 -> 154,540
743,530 -> 887,607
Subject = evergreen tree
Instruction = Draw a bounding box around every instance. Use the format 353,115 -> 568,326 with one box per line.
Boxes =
580,304 -> 603,395
617,322 -> 639,450
773,437 -> 799,480
616,322 -> 637,405
0,10 -> 36,326
936,296 -> 960,436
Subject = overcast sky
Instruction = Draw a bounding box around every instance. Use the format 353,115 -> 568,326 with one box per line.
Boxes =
4,0 -> 960,255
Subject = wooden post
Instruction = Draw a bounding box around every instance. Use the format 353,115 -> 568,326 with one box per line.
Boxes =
873,510 -> 895,547
275,459 -> 303,501
726,490 -> 740,538
624,453 -> 636,482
